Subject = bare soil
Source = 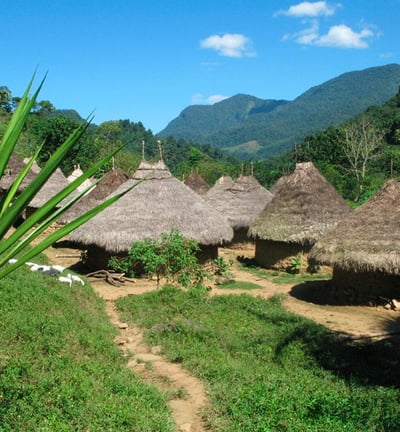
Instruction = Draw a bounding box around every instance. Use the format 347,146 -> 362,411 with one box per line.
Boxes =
42,241 -> 400,432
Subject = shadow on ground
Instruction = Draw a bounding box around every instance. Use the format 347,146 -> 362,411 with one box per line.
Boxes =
275,316 -> 400,388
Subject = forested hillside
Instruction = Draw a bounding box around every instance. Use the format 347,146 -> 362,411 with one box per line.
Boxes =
159,64 -> 400,159
0,85 -> 241,186
253,87 -> 400,204
2,70 -> 400,206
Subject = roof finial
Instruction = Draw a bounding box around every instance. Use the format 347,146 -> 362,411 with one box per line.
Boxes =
141,140 -> 145,161
250,161 -> 254,176
240,163 -> 244,176
157,140 -> 163,161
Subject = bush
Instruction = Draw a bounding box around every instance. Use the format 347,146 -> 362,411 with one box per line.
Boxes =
109,229 -> 207,288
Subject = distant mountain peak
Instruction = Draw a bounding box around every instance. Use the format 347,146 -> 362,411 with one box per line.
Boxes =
159,63 -> 400,159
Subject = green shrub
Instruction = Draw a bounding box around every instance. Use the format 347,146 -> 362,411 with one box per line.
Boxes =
109,229 -> 207,288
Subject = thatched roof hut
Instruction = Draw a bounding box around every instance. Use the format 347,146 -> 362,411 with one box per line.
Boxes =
59,168 -> 130,224
69,159 -> 234,269
309,179 -> 400,301
67,165 -> 93,192
0,154 -> 36,193
205,174 -> 273,243
248,162 -> 351,270
184,172 -> 210,196
28,168 -> 72,210
207,175 -> 234,196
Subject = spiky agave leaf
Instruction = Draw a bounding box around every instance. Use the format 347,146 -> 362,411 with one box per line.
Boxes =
0,74 -> 136,278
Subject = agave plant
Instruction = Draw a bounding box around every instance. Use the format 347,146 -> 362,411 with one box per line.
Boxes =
0,74 -> 137,279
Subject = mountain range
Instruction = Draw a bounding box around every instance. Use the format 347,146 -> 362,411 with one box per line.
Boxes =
159,64 -> 400,159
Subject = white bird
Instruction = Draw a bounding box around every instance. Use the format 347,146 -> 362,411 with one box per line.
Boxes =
69,273 -> 85,286
51,264 -> 65,273
7,258 -> 18,264
31,264 -> 51,272
58,275 -> 72,287
43,267 -> 61,276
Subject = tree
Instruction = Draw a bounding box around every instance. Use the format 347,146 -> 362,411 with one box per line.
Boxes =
28,115 -> 97,174
341,117 -> 384,201
0,86 -> 12,114
0,75 -> 136,280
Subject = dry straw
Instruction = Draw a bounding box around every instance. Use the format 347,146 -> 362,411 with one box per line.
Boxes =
249,162 -> 351,245
206,174 -> 273,230
59,168 -> 130,224
184,172 -> 210,195
310,179 -> 400,274
70,159 -> 233,252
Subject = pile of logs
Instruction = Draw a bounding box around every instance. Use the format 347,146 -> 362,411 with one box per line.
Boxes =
86,270 -> 135,287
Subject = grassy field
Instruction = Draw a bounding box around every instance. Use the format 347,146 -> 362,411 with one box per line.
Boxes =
117,286 -> 400,432
0,262 -> 174,431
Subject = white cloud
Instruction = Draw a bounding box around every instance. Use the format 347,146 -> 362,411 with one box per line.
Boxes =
287,21 -> 374,49
191,93 -> 229,105
275,1 -> 340,17
207,94 -> 229,104
380,52 -> 394,59
316,24 -> 373,48
200,33 -> 256,57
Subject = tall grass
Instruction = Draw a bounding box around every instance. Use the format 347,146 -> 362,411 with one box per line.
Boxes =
117,286 -> 400,432
0,264 -> 174,431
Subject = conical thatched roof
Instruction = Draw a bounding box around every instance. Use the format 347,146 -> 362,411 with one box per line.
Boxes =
248,162 -> 351,245
29,168 -> 76,209
184,172 -> 210,195
69,159 -> 233,252
0,154 -> 36,192
59,168 -> 130,224
205,175 -> 234,199
310,179 -> 400,274
205,174 -> 273,230
85,168 -> 129,201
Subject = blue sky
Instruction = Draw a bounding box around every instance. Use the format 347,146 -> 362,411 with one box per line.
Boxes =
2,0 -> 399,133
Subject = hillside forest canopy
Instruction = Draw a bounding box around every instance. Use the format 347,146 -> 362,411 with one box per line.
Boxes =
1,84 -> 400,205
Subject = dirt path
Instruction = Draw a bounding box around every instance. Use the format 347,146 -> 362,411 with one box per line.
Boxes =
218,246 -> 400,338
42,241 -> 400,431
44,244 -> 208,432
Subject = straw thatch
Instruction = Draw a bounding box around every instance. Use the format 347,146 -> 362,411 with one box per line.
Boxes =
0,154 -> 36,192
28,168 -> 74,209
249,162 -> 351,245
248,162 -> 351,269
206,174 -> 273,233
67,165 -> 94,190
308,179 -> 400,301
184,172 -> 210,195
69,159 -> 234,268
206,175 -> 234,197
58,168 -> 130,224
310,179 -> 400,275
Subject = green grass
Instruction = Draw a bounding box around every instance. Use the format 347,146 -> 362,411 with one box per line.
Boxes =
217,279 -> 263,290
237,260 -> 332,284
0,263 -> 174,431
117,286 -> 400,432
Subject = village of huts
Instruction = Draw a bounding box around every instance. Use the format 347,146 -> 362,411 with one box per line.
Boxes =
69,156 -> 234,270
205,165 -> 273,244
